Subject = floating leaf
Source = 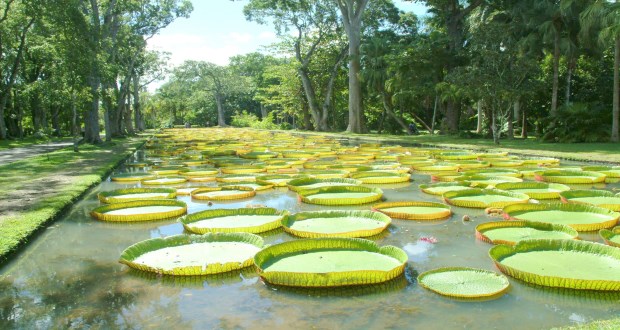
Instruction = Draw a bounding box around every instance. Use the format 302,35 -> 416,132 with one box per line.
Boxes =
90,200 -> 187,222
418,267 -> 510,299
372,201 -> 451,220
282,210 -> 391,238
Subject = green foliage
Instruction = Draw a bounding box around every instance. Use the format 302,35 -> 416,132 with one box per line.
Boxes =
543,102 -> 611,142
231,111 -> 280,130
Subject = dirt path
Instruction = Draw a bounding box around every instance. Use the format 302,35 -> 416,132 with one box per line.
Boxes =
0,141 -> 74,165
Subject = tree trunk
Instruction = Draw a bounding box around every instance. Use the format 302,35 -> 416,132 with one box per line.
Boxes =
301,101 -> 313,130
476,100 -> 483,134
521,108 -> 528,139
337,0 -> 369,134
508,100 -> 518,140
565,57 -> 575,106
612,36 -> 619,142
72,92 -> 79,136
551,32 -> 560,118
260,104 -> 267,119
382,92 -> 410,134
133,73 -> 144,131
0,17 -> 34,140
85,72 -> 103,144
444,100 -> 460,134
298,67 -> 323,130
431,95 -> 438,135
491,109 -> 499,145
215,93 -> 226,126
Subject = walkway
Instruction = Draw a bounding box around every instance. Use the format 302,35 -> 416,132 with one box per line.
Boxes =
0,141 -> 74,165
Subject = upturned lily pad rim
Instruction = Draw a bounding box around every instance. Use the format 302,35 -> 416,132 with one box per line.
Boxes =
297,186 -> 384,205
494,182 -> 570,199
536,170 -> 607,184
90,199 -> 187,222
141,176 -> 188,185
599,227 -> 620,247
120,233 -> 265,276
502,203 -> 620,232
191,186 -> 256,200
475,220 -> 579,245
489,239 -> 620,291
97,188 -> 177,204
110,172 -> 156,182
287,177 -> 362,192
418,182 -> 472,195
180,207 -> 288,234
254,237 -> 407,287
443,188 -> 529,209
350,171 -> 411,184
417,267 -> 510,299
371,201 -> 452,220
282,210 -> 391,238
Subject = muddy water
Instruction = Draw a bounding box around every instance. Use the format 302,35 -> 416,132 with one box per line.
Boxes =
0,151 -> 619,329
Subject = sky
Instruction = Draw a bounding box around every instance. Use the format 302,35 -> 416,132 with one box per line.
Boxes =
146,1 -> 429,84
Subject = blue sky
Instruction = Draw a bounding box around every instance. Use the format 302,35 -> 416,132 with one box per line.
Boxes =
147,1 -> 429,68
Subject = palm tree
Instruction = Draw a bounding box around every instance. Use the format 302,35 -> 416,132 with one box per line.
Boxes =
579,0 -> 620,142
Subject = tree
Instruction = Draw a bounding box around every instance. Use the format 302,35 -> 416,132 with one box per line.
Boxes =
335,0 -> 370,133
578,0 -> 620,142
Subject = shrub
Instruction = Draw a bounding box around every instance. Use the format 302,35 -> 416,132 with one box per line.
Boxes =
542,102 -> 611,143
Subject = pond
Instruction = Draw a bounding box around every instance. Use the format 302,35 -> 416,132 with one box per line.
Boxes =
0,130 -> 618,329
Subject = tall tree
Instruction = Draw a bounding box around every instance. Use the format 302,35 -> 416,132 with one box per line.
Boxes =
335,0 -> 370,133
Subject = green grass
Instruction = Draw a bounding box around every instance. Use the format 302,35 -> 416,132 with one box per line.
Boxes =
554,318 -> 620,330
0,138 -> 146,262
288,130 -> 620,164
0,136 -> 73,150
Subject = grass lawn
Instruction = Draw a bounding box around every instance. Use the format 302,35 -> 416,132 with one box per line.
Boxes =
0,136 -> 73,150
0,137 -> 146,263
555,318 -> 620,330
288,130 -> 620,164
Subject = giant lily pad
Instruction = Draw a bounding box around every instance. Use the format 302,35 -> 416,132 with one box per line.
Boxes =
475,221 -> 578,245
489,239 -> 620,291
371,201 -> 451,220
220,165 -> 266,174
418,182 -> 472,195
282,210 -> 391,238
455,175 -> 522,188
599,227 -> 620,247
443,189 -> 529,209
298,186 -> 383,205
97,188 -> 176,204
535,170 -> 606,184
191,187 -> 256,201
141,176 -> 187,185
90,200 -> 187,222
110,172 -> 156,182
494,182 -> 570,200
560,190 -> 620,211
502,203 -> 619,231
302,169 -> 350,179
180,208 -> 288,234
120,233 -> 264,275
463,168 -> 522,178
350,171 -> 411,184
418,267 -> 510,299
287,178 -> 361,192
254,238 -> 407,287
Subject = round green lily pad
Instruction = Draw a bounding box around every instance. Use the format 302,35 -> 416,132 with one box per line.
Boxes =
502,203 -> 619,232
141,176 -> 187,185
371,201 -> 452,220
475,221 -> 578,245
535,170 -> 606,184
489,239 -> 620,291
494,182 -> 570,199
282,210 -> 391,238
560,190 -> 620,211
90,200 -> 187,222
418,267 -> 510,299
191,187 -> 256,201
254,238 -> 408,287
350,171 -> 411,184
110,172 -> 156,182
455,175 -> 522,188
287,178 -> 361,192
443,188 -> 529,209
298,186 -> 383,205
120,233 -> 264,276
97,188 -> 176,204
180,208 -> 288,234
418,182 -> 472,195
